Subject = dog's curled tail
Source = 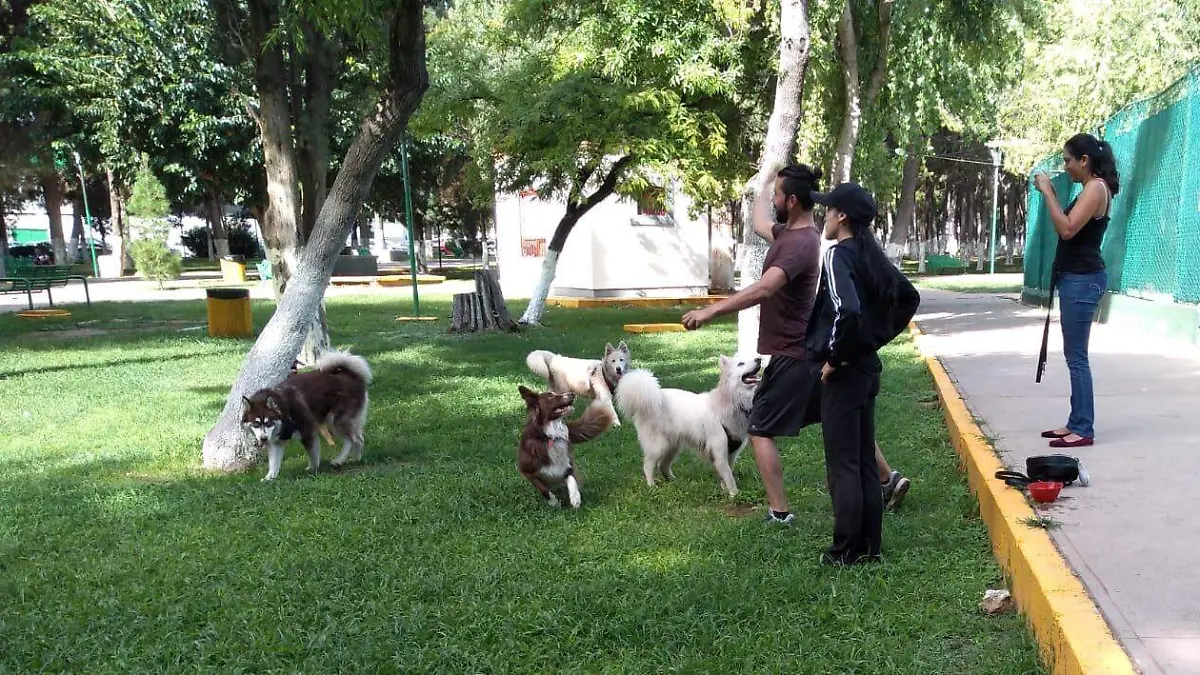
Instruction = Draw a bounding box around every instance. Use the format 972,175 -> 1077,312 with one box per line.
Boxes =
525,350 -> 554,380
568,398 -> 616,444
316,350 -> 373,385
614,368 -> 662,420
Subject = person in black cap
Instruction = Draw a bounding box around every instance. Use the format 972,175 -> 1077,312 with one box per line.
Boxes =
806,182 -> 921,565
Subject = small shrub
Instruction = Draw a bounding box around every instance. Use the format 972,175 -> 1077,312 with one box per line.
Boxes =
130,237 -> 182,289
181,221 -> 263,260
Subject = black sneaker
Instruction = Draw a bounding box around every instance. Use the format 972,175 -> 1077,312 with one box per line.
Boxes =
764,511 -> 796,525
882,471 -> 911,510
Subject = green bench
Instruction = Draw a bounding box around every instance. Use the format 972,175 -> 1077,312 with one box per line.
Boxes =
5,264 -> 91,308
0,276 -> 34,309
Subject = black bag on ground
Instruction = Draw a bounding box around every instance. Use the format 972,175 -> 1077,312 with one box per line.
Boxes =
995,454 -> 1089,487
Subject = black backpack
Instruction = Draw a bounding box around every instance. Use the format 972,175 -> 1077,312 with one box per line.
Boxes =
995,454 -> 1090,487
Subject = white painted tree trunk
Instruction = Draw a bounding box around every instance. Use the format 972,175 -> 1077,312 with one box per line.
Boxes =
519,249 -> 559,326
202,0 -> 428,472
736,0 -> 811,357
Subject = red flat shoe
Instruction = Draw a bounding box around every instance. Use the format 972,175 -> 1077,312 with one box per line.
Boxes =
1041,429 -> 1070,439
1049,436 -> 1094,448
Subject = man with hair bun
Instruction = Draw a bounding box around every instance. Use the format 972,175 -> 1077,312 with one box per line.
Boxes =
684,163 -> 913,524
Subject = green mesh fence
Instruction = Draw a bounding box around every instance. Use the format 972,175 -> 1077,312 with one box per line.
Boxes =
1024,65 -> 1200,304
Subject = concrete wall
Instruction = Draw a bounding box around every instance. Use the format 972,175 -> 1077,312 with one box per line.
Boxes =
495,183 -> 710,299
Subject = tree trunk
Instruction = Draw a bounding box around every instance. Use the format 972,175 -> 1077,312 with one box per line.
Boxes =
887,145 -> 921,266
737,0 -> 811,356
518,223 -> 571,326
0,199 -> 8,277
207,186 -> 231,258
246,0 -> 330,366
106,167 -> 129,275
41,174 -> 68,265
248,0 -> 302,295
451,269 -> 516,333
69,199 -> 84,262
202,0 -> 428,473
295,22 -> 337,242
519,157 -> 633,326
829,0 -> 894,184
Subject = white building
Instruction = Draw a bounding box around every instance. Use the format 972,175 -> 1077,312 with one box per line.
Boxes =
493,179 -> 711,299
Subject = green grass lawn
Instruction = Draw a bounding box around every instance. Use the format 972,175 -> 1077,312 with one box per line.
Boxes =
0,296 -> 1042,673
912,274 -> 1024,294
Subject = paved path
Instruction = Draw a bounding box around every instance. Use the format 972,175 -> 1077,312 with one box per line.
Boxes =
914,288 -> 1200,675
0,276 -> 477,313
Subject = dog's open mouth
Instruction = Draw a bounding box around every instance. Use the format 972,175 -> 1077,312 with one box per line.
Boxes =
741,371 -> 762,386
553,402 -> 573,416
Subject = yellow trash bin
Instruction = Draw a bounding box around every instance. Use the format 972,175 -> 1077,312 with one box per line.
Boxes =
220,255 -> 247,283
206,287 -> 253,338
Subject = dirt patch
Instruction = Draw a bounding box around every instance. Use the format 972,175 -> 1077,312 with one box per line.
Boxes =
34,321 -> 206,340
723,504 -> 757,518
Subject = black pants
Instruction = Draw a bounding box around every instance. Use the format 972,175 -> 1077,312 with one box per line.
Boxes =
821,355 -> 883,562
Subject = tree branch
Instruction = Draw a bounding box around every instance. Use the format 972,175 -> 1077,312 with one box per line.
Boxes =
581,155 -> 633,212
863,0 -> 895,107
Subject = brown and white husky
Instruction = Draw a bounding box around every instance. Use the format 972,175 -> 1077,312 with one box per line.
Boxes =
242,350 -> 372,481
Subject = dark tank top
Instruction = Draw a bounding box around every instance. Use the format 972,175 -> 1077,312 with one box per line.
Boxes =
1054,180 -> 1110,275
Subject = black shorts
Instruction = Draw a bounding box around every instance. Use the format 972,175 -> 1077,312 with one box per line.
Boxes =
748,354 -> 823,438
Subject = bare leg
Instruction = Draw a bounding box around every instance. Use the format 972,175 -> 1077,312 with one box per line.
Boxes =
751,434 -> 788,513
876,442 -> 892,483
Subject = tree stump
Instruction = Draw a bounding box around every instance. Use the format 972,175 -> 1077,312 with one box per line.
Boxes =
450,269 -> 518,333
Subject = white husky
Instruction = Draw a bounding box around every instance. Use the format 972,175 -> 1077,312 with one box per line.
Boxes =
525,341 -> 630,426
615,355 -> 762,497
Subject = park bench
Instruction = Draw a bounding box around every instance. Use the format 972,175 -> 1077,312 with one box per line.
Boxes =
0,276 -> 34,309
6,264 -> 91,308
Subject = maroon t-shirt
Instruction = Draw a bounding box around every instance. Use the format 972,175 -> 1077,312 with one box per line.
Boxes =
758,223 -> 821,359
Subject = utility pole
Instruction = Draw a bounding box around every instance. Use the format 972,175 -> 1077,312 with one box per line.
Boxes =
988,146 -> 1002,275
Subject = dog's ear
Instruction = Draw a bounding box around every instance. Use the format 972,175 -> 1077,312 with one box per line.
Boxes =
604,342 -> 614,356
518,385 -> 538,405
618,340 -> 629,354
718,354 -> 731,370
264,393 -> 281,413
242,395 -> 253,409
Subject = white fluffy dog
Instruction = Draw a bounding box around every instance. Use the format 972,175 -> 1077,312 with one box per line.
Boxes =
615,355 -> 762,497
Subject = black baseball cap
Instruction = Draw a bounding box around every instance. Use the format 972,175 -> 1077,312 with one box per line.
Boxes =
812,182 -> 878,226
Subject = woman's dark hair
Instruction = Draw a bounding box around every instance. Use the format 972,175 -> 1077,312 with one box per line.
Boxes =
777,164 -> 823,210
850,220 -> 897,307
1064,133 -> 1121,196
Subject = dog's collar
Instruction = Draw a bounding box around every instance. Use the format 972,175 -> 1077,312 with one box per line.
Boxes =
605,371 -> 620,392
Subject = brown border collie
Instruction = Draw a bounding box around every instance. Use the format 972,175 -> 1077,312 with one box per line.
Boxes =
517,368 -> 616,508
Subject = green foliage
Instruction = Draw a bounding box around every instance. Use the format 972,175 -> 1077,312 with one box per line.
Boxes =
997,0 -> 1200,172
126,159 -> 170,221
129,237 -> 182,288
180,222 -> 263,259
419,0 -> 754,212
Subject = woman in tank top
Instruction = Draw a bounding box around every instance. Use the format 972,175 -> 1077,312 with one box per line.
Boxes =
1033,133 -> 1120,448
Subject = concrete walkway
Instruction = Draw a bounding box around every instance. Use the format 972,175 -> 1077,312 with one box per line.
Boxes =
0,276 -> 478,313
914,288 -> 1200,675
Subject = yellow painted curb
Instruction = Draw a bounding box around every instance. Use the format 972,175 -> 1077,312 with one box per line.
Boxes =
623,323 -> 686,333
17,309 -> 71,319
547,295 -> 728,309
330,274 -> 446,287
909,324 -> 1136,675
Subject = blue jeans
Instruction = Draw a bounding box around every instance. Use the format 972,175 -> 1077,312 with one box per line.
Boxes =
1057,270 -> 1107,437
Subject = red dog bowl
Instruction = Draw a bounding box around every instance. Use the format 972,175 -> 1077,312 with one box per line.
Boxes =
1028,481 -> 1063,503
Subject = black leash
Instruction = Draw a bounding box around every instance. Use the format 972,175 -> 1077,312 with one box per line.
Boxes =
1036,271 -> 1056,384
